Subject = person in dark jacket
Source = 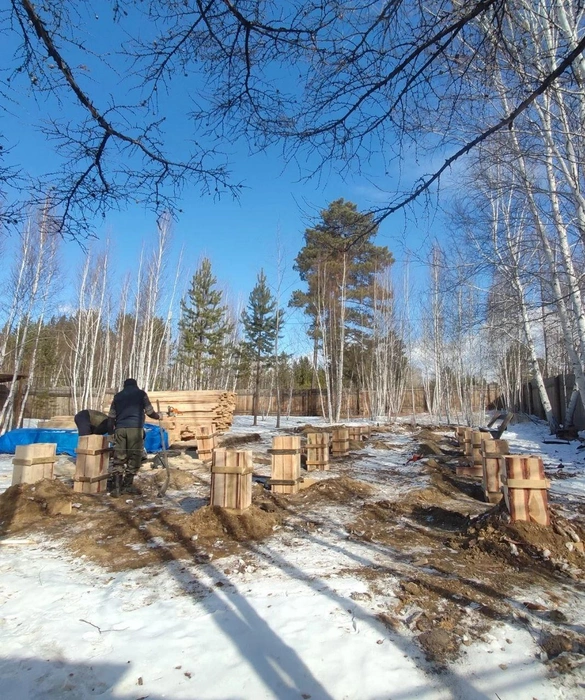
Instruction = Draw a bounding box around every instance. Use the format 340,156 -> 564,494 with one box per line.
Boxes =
107,378 -> 160,496
74,409 -> 110,436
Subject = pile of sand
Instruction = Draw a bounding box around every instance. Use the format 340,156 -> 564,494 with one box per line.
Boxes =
0,479 -> 77,534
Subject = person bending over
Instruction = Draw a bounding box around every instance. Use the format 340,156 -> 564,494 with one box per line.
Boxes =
107,378 -> 160,496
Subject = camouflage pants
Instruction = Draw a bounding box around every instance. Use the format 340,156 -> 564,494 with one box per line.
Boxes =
112,428 -> 144,476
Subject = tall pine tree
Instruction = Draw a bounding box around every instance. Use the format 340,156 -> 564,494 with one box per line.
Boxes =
291,199 -> 394,421
178,258 -> 232,389
241,270 -> 280,425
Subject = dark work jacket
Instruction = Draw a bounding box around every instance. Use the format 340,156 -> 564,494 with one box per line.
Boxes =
74,409 -> 109,436
108,385 -> 159,429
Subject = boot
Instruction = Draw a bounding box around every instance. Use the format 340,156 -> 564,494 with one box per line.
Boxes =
110,473 -> 122,498
122,472 -> 140,495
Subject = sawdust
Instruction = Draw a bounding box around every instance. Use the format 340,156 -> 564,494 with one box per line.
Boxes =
0,479 -> 79,534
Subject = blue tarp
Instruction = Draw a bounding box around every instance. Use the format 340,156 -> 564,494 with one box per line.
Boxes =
0,423 -> 168,456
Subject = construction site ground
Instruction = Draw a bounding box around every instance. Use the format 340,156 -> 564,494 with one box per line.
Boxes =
1,415 -> 585,699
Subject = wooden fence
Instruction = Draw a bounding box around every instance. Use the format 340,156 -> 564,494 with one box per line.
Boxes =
20,383 -> 499,421
515,374 -> 585,429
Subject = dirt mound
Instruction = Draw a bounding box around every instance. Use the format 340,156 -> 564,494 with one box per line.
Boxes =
349,440 -> 365,450
186,505 -> 281,543
153,468 -> 200,490
218,433 -> 262,448
299,476 -> 373,505
463,504 -> 585,578
0,479 -> 77,534
68,496 -> 283,571
294,424 -> 333,434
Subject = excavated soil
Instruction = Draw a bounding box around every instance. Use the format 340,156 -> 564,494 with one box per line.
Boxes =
0,479 -> 84,534
217,433 -> 262,448
346,458 -> 585,665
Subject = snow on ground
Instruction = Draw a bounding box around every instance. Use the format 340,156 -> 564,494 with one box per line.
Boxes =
0,415 -> 584,699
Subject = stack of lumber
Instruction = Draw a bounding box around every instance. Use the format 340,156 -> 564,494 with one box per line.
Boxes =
502,455 -> 550,526
210,449 -> 253,513
269,436 -> 301,494
12,443 -> 56,485
147,390 -> 236,442
74,435 -> 111,494
38,416 -> 76,429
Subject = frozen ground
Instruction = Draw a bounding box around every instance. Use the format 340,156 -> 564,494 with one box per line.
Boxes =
0,414 -> 584,699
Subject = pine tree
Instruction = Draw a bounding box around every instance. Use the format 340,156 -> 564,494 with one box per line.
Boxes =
178,258 -> 233,389
241,270 -> 280,425
291,198 -> 394,420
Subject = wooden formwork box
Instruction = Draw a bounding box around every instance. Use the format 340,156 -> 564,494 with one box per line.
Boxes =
12,443 -> 57,486
455,426 -> 467,447
481,438 -> 509,504
210,449 -> 253,513
456,430 -> 484,477
461,427 -> 473,456
306,432 -> 330,472
196,425 -> 217,463
348,426 -> 371,442
502,455 -> 550,526
331,428 -> 349,457
74,434 -> 111,494
269,435 -> 301,494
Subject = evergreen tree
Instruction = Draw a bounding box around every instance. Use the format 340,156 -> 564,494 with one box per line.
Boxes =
178,258 -> 233,389
291,198 -> 394,420
241,270 -> 280,425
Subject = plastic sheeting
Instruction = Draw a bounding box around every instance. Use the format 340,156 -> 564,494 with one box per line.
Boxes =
0,422 -> 168,456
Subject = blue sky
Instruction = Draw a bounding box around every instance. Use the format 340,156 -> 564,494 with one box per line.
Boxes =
1,2 -> 453,353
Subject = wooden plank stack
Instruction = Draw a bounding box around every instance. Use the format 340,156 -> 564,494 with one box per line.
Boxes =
11,443 -> 57,485
195,425 -> 217,463
74,434 -> 111,494
269,435 -> 301,494
306,432 -> 330,471
210,448 -> 253,513
37,416 -> 76,429
502,455 -> 550,526
331,428 -> 350,457
145,390 -> 237,442
481,438 -> 509,504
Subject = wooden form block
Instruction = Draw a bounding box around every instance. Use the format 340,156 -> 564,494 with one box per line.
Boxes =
481,438 -> 508,504
455,426 -> 467,445
348,426 -> 371,441
74,434 -> 111,494
12,443 -> 57,486
196,425 -> 217,462
269,435 -> 301,494
461,427 -> 473,457
306,432 -> 330,471
502,455 -> 550,525
331,428 -> 349,457
210,448 -> 253,513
